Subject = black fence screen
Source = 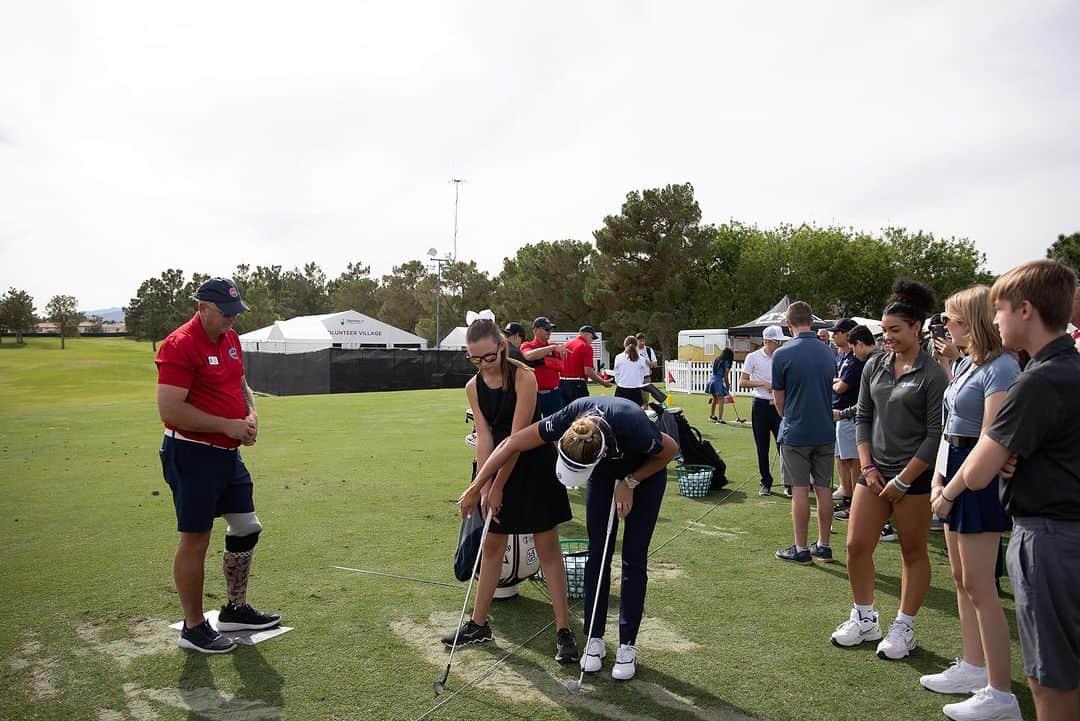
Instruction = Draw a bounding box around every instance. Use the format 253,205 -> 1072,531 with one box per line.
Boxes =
244,348 -> 476,396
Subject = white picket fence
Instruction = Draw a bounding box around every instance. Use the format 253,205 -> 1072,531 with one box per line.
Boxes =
663,360 -> 752,395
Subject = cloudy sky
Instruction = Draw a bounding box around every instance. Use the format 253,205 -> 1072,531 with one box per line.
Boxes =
1,1 -> 1077,311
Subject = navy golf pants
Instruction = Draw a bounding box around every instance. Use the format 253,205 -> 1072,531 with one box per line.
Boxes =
582,468 -> 666,646
752,398 -> 781,488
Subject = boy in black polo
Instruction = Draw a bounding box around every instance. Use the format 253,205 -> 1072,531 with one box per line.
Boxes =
932,260 -> 1079,721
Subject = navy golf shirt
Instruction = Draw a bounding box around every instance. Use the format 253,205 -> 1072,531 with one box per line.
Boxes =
772,331 -> 837,446
539,396 -> 664,479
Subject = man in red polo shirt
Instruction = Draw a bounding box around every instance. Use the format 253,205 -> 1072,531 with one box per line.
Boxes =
520,316 -> 566,417
560,325 -> 612,404
156,277 -> 280,654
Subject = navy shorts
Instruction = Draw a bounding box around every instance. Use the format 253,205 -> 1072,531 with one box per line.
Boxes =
159,435 -> 255,533
944,445 -> 1011,534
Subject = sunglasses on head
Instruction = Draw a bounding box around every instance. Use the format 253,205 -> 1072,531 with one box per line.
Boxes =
465,351 -> 500,365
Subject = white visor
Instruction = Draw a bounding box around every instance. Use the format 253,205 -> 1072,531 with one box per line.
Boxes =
554,430 -> 606,489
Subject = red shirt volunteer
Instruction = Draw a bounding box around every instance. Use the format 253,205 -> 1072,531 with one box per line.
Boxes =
520,339 -> 563,390
156,314 -> 247,448
561,336 -> 593,380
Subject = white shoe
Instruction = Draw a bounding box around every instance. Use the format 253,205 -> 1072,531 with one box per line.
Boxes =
830,608 -> 882,647
832,486 -> 845,500
920,659 -> 988,694
611,644 -> 637,681
579,637 -> 605,673
876,619 -> 916,660
943,687 -> 1023,721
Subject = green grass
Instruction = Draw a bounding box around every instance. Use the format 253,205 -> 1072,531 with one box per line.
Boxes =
0,337 -> 1035,720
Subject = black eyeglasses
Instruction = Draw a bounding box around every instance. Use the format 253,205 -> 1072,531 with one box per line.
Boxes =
465,351 -> 499,366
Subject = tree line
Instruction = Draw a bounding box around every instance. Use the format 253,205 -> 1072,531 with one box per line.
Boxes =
6,185 -> 1078,356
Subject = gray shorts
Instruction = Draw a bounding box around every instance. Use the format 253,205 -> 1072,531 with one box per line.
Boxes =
1007,516 -> 1080,689
835,418 -> 857,460
780,443 -> 835,488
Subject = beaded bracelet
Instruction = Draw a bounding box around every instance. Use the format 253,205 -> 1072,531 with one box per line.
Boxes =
861,463 -> 877,474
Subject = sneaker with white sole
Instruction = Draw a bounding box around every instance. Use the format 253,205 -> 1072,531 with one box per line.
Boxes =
217,602 -> 281,631
876,619 -> 916,659
830,608 -> 882,647
880,522 -> 898,542
611,644 -> 637,681
832,486 -> 845,500
178,620 -> 237,654
920,658 -> 988,695
579,637 -> 605,673
942,687 -> 1023,721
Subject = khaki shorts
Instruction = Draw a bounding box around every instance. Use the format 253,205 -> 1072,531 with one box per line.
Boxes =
780,443 -> 835,488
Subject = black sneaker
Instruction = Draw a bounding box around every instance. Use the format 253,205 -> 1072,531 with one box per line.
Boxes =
775,545 -> 812,565
783,486 -> 793,499
555,627 -> 579,663
809,542 -> 834,563
834,508 -> 851,521
178,620 -> 237,654
217,603 -> 281,631
441,619 -> 493,648
880,522 -> 898,542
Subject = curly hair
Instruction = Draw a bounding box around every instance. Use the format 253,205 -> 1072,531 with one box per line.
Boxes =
883,278 -> 936,328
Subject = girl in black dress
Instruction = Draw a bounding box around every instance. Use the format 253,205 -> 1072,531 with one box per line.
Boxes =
441,317 -> 578,663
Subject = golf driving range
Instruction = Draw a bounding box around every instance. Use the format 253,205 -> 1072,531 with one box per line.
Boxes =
0,338 -> 1037,720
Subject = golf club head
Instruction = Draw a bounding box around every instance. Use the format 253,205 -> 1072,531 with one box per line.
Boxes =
432,681 -> 445,695
564,679 -> 581,693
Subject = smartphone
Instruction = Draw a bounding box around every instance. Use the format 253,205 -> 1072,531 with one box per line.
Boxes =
930,324 -> 946,342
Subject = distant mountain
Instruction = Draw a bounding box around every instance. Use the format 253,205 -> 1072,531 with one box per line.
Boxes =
81,307 -> 125,323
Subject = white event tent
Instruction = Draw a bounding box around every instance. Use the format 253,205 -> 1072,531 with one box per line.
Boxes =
439,326 -> 468,349
240,310 -> 429,354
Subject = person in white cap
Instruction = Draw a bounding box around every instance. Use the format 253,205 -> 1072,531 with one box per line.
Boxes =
459,396 -> 678,681
740,326 -> 788,496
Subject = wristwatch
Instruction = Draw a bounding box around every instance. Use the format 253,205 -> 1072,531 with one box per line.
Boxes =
623,474 -> 640,490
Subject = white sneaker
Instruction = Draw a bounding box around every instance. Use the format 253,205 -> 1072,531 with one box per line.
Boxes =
830,608 -> 882,647
579,637 -> 605,673
832,486 -> 845,500
920,659 -> 988,694
611,644 -> 637,681
943,687 -> 1023,721
876,619 -> 916,660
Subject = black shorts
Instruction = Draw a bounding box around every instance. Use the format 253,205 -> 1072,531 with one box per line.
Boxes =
160,435 -> 255,533
614,386 -> 644,405
856,467 -> 932,495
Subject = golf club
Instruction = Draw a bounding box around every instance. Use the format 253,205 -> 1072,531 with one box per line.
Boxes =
565,490 -> 618,694
433,506 -> 494,695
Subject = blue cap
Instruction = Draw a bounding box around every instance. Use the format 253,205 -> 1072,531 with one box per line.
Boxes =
196,277 -> 250,316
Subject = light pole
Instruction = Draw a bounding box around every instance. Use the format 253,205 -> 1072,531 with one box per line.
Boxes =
450,178 -> 464,261
427,248 -> 451,349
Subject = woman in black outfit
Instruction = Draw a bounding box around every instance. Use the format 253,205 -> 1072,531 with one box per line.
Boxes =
440,317 -> 578,663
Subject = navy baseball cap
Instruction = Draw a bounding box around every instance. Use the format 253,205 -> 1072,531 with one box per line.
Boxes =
503,322 -> 525,337
196,277 -> 250,316
579,325 -> 597,336
829,318 -> 857,333
533,317 -> 555,331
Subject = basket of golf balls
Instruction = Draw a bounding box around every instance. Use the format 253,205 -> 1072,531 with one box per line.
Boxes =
560,538 -> 589,600
676,464 -> 714,498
